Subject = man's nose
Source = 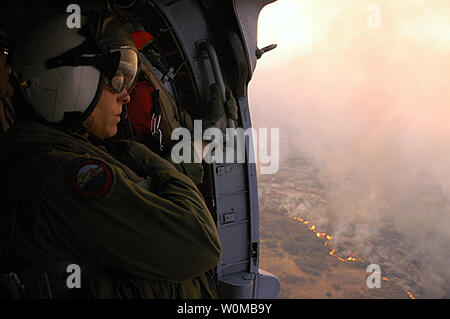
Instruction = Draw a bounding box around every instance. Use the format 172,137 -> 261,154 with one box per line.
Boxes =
119,88 -> 131,104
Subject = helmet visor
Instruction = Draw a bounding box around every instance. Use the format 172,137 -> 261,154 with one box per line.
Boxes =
105,48 -> 138,93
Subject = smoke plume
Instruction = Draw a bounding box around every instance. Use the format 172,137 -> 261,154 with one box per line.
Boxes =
250,0 -> 450,297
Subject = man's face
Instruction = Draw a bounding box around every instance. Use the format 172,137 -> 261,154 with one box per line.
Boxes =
82,86 -> 131,139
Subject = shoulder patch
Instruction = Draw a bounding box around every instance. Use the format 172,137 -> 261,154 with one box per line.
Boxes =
71,159 -> 113,199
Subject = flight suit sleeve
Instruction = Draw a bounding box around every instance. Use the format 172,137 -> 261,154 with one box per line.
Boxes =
38,151 -> 221,282
111,140 -> 204,185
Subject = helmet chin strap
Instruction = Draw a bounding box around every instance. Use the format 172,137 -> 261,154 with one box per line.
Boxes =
59,76 -> 105,132
62,111 -> 86,131
121,103 -> 135,141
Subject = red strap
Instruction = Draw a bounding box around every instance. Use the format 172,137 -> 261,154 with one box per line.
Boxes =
127,81 -> 155,143
130,31 -> 154,51
128,31 -> 156,142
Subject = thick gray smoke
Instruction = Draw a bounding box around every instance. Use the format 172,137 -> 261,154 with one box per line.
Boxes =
249,2 -> 450,297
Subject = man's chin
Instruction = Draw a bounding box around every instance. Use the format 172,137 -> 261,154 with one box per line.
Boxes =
109,127 -> 118,139
99,127 -> 118,140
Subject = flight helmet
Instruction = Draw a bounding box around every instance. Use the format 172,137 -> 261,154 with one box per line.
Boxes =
11,11 -> 138,127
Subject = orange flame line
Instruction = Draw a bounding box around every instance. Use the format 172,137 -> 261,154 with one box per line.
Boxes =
278,209 -> 419,299
406,291 -> 416,299
279,211 -> 364,264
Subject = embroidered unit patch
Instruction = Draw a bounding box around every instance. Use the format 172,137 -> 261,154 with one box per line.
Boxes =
71,159 -> 113,198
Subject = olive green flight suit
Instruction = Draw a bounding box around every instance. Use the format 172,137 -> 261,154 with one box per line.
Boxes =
0,121 -> 221,298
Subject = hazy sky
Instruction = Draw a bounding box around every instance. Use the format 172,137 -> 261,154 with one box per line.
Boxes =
249,0 -> 450,297
255,0 -> 450,68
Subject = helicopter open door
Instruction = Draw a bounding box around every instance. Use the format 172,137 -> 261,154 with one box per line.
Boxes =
143,0 -> 280,298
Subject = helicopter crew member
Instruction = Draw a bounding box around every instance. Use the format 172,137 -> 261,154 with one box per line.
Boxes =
0,11 -> 235,299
